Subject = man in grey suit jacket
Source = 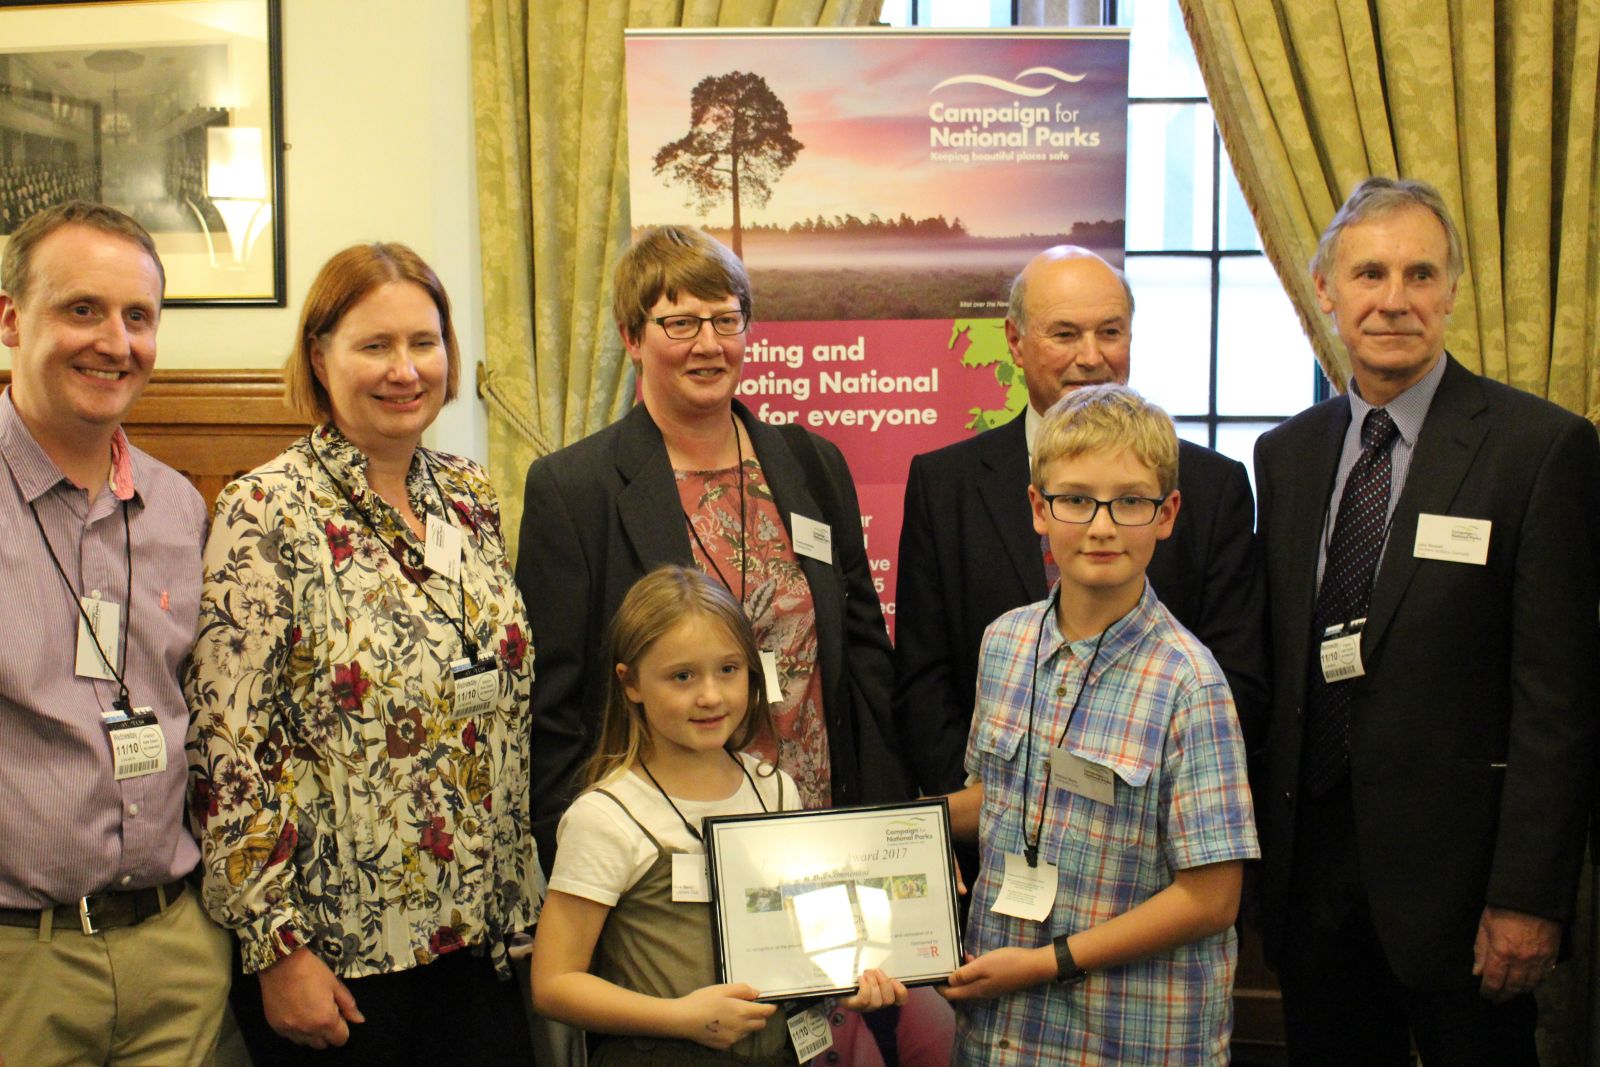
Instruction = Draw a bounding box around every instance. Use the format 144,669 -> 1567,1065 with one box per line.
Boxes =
1253,177 -> 1600,1064
894,247 -> 1268,798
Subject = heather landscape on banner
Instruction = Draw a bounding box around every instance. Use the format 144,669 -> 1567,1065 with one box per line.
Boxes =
627,33 -> 1129,323
625,30 -> 1129,625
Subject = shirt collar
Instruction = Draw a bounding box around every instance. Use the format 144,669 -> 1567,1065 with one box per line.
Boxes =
0,388 -> 138,504
1039,578 -> 1160,673
1347,350 -> 1448,448
1024,402 -> 1042,458
309,422 -> 428,501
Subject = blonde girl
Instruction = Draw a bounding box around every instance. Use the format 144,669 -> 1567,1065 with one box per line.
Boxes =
531,566 -> 905,1065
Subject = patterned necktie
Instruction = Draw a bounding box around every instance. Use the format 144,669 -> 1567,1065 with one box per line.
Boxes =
1303,407 -> 1399,797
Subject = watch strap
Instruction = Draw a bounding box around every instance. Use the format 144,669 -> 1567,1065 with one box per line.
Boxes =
1053,933 -> 1088,985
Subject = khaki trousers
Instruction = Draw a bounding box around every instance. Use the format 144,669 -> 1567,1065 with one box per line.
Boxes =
0,884 -> 232,1067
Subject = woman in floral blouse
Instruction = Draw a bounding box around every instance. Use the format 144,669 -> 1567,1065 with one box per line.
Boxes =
186,244 -> 539,1065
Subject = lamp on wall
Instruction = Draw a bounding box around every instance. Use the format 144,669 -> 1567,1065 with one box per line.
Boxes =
204,125 -> 270,267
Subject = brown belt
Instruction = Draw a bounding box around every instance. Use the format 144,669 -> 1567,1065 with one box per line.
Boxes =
0,877 -> 188,935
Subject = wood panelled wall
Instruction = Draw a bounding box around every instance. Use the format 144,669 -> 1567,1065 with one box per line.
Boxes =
0,369 -> 311,510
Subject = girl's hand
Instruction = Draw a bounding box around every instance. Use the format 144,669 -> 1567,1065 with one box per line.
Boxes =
675,983 -> 776,1050
837,968 -> 909,1012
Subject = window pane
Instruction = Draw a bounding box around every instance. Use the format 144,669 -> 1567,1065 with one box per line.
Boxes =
1120,0 -> 1206,99
1215,421 -> 1278,495
1126,103 -> 1214,251
1174,420 -> 1211,450
924,0 -> 1010,25
1126,256 -> 1212,417
1216,256 -> 1315,415
879,0 -> 911,25
1218,140 -> 1262,251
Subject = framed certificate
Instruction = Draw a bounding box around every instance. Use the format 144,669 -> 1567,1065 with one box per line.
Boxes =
703,799 -> 961,1001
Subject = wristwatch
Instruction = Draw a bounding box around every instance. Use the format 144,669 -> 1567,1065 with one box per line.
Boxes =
1053,933 -> 1088,985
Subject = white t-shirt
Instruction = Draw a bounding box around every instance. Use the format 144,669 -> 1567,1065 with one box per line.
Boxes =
549,754 -> 795,906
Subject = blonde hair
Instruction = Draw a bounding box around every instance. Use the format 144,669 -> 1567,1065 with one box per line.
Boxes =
1031,383 -> 1179,496
584,566 -> 774,789
284,242 -> 461,422
612,226 -> 752,347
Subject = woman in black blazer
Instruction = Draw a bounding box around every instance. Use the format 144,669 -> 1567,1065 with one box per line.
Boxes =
515,225 -> 910,872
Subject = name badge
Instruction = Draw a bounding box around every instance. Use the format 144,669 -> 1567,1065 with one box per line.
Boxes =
1414,513 -> 1491,565
991,851 -> 1057,922
759,649 -> 784,705
424,515 -> 463,581
450,658 -> 499,720
108,710 -> 165,781
787,1008 -> 834,1061
75,596 -> 120,680
1049,747 -> 1115,805
671,852 -> 711,903
790,513 -> 832,564
1319,621 -> 1365,683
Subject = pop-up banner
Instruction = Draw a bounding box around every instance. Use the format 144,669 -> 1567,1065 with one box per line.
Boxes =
625,29 -> 1129,634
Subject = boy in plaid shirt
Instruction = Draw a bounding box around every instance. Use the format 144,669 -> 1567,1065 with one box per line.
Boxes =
941,384 -> 1258,1064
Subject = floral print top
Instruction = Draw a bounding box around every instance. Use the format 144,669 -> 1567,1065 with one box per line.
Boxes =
185,425 -> 540,979
677,457 -> 831,808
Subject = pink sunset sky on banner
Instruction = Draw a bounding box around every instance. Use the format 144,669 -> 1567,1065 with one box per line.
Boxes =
625,30 -> 1129,630
626,32 -> 1128,240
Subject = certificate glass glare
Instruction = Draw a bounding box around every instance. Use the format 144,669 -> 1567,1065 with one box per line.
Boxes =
703,799 -> 961,1000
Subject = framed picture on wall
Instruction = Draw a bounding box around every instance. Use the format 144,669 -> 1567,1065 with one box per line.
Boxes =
0,0 -> 285,305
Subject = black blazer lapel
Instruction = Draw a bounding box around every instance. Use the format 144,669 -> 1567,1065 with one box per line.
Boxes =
979,415 -> 1048,600
614,404 -> 695,572
1363,357 -> 1489,653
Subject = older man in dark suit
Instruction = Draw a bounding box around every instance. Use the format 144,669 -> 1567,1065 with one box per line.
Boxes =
1253,177 -> 1600,1064
894,246 -> 1268,799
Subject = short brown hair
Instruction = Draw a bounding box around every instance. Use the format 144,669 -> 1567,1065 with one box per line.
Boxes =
612,226 -> 752,346
1311,177 -> 1464,286
1,200 -> 164,302
285,243 -> 461,422
1032,383 -> 1179,497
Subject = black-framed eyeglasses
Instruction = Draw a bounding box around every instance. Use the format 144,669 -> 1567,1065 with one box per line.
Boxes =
649,311 -> 748,340
1039,492 -> 1169,526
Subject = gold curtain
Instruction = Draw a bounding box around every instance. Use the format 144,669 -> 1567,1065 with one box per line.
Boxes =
470,0 -> 883,543
1178,0 -> 1600,424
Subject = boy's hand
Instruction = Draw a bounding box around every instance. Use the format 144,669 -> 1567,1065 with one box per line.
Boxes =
939,947 -> 1057,1002
836,968 -> 909,1013
675,983 -> 776,1050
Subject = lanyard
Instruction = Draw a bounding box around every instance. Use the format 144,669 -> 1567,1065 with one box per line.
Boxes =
307,435 -> 478,660
29,492 -> 135,711
682,414 -> 748,609
638,751 -> 769,842
1019,593 -> 1107,867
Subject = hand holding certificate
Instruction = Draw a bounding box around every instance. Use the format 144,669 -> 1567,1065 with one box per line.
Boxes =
703,799 -> 963,1000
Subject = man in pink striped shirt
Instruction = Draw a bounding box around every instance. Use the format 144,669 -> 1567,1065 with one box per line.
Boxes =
0,201 -> 229,1066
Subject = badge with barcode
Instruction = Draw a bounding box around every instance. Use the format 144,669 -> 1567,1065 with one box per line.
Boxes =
787,1007 -> 833,1061
450,658 -> 499,720
108,710 -> 166,781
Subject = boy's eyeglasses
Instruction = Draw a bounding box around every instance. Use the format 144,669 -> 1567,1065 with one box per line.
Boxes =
650,311 -> 748,340
1039,492 -> 1169,526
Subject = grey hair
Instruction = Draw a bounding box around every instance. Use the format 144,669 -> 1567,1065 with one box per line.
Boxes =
1311,177 -> 1464,285
1006,246 -> 1134,331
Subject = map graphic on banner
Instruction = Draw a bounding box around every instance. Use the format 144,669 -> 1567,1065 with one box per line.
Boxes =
625,30 -> 1130,634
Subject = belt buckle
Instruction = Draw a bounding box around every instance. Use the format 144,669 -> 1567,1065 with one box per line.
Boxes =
78,896 -> 98,936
